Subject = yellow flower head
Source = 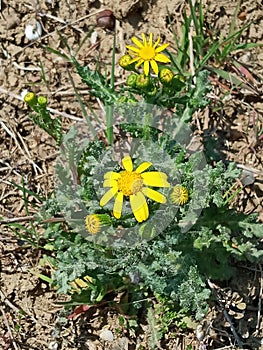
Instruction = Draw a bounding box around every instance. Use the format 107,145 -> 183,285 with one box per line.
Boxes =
85,214 -> 101,234
119,54 -> 134,70
170,185 -> 189,205
24,91 -> 37,108
100,155 -> 170,223
126,33 -> 171,76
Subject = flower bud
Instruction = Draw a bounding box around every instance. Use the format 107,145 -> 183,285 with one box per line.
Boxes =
159,67 -> 174,85
136,74 -> 151,90
37,96 -> 48,107
119,54 -> 135,71
126,73 -> 138,87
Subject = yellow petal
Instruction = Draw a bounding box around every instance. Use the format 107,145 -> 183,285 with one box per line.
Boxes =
141,33 -> 147,46
104,171 -> 120,180
150,60 -> 159,75
155,43 -> 170,53
142,187 -> 167,203
135,59 -> 144,68
141,171 -> 170,187
144,60 -> 150,76
126,45 -> 140,53
100,188 -> 118,206
122,155 -> 133,171
129,56 -> 141,64
135,161 -> 152,173
154,53 -> 171,63
153,36 -> 161,48
74,278 -> 88,288
130,192 -> 149,222
103,178 -> 117,188
113,192 -> 123,219
131,36 -> 143,48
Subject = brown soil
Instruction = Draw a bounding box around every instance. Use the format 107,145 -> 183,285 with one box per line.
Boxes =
0,0 -> 262,349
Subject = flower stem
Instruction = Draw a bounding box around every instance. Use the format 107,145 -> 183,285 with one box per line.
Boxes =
106,26 -> 116,145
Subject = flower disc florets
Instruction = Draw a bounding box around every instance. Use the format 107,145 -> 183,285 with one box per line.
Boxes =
170,185 -> 189,205
85,214 -> 101,234
117,171 -> 143,196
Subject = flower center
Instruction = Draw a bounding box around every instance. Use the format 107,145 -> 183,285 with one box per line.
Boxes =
139,46 -> 156,61
117,171 -> 143,196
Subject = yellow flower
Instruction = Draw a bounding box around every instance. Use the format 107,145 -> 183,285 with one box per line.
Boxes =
85,214 -> 101,234
100,155 -> 170,223
170,185 -> 189,205
126,33 -> 171,76
24,91 -> 37,109
119,54 -> 134,70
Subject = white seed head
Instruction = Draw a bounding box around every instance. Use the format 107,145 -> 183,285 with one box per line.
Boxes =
25,20 -> 42,41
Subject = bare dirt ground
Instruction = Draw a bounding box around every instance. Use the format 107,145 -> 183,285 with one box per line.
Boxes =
0,0 -> 263,349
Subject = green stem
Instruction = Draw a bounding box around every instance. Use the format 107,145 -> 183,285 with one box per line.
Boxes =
106,27 -> 116,146
106,104 -> 113,145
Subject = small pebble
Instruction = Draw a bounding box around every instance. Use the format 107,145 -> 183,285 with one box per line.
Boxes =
25,20 -> 42,41
48,341 -> 58,350
240,169 -> 255,186
99,329 -> 114,342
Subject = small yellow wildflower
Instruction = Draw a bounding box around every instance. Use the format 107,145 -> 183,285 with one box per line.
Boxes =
170,185 -> 189,205
126,33 -> 171,76
119,54 -> 134,70
100,155 -> 170,223
85,214 -> 101,234
24,91 -> 37,108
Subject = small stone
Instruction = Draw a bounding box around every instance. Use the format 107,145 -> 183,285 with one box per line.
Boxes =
240,169 -> 255,186
99,329 -> 114,342
48,341 -> 58,350
236,302 -> 246,311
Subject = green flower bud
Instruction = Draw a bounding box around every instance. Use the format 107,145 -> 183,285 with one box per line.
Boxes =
119,54 -> 134,71
37,96 -> 48,107
126,73 -> 138,87
159,67 -> 174,85
136,74 -> 151,90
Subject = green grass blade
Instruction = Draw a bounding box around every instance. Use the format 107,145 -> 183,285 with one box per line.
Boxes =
189,0 -> 200,36
67,69 -> 97,139
9,180 -> 44,202
75,25 -> 95,56
7,222 -> 39,247
105,28 -> 117,146
44,46 -> 70,61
